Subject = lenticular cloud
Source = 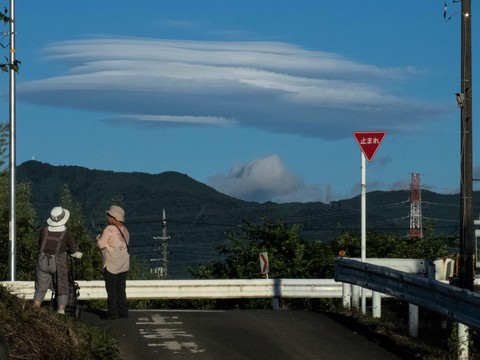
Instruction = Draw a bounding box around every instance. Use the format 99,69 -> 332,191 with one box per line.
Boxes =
18,37 -> 444,140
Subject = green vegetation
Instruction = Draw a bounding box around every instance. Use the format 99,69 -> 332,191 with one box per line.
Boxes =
192,218 -> 334,279
0,285 -> 120,359
189,219 -> 451,311
191,219 -> 450,281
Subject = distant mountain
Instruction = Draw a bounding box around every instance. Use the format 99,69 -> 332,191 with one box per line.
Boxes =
16,160 -> 474,278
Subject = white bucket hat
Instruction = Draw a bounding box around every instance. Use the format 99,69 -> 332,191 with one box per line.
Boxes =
106,205 -> 125,222
47,206 -> 70,227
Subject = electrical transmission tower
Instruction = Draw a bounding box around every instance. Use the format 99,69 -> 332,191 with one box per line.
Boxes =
409,173 -> 422,238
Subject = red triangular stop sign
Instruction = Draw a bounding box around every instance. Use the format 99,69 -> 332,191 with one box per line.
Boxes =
353,131 -> 386,161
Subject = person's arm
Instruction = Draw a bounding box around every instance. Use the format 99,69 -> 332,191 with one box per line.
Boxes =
66,230 -> 83,258
96,226 -> 111,249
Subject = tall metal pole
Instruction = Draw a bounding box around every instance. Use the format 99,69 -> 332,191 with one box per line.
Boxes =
360,152 -> 366,314
458,0 -> 474,291
162,209 -> 168,278
8,0 -> 16,281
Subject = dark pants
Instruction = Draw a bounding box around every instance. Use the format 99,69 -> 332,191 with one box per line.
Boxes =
103,269 -> 128,318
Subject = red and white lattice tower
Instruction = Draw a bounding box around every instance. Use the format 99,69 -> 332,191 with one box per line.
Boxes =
409,173 -> 422,238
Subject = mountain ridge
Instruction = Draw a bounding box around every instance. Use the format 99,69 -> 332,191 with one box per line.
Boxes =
16,160 -> 470,278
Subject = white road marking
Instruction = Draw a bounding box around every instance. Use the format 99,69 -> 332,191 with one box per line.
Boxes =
140,328 -> 193,339
135,313 -> 206,354
149,341 -> 205,354
137,313 -> 181,325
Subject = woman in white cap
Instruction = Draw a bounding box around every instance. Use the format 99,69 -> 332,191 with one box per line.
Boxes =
96,205 -> 130,319
33,206 -> 82,314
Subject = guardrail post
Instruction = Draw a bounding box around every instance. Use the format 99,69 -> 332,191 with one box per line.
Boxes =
372,291 -> 381,318
427,261 -> 436,280
458,323 -> 469,360
408,304 -> 419,338
272,279 -> 281,310
272,297 -> 280,310
342,283 -> 351,309
351,285 -> 360,309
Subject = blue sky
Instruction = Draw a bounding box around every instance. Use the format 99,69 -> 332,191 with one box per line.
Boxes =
2,1 -> 479,203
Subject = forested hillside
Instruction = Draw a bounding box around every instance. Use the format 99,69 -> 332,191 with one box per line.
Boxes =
16,160 -> 476,278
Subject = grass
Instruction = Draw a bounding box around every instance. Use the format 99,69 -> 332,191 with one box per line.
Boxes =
327,310 -> 449,359
0,285 -> 120,360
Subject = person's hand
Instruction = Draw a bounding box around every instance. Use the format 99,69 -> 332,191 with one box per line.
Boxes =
71,252 -> 83,259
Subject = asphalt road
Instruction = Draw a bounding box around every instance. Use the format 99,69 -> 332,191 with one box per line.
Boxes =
80,309 -> 403,360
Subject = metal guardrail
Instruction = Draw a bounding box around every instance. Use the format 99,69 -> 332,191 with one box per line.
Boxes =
1,279 -> 343,301
334,257 -> 480,330
0,258 -> 451,301
3,275 -> 478,301
350,258 -> 427,274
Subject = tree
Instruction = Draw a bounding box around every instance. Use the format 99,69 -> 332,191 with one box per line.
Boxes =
0,173 -> 38,280
189,218 -> 336,310
0,121 -> 37,280
192,219 -> 451,282
13,182 -> 38,280
191,218 -> 333,279
329,230 -> 449,260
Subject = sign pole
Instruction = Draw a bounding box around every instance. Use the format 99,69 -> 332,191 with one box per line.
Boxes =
361,151 -> 366,263
353,131 -> 386,315
361,151 -> 367,314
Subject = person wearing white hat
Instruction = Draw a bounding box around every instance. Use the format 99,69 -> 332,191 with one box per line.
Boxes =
33,206 -> 82,314
96,205 -> 130,319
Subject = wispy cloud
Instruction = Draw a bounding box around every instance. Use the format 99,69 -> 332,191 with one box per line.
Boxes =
18,37 -> 447,141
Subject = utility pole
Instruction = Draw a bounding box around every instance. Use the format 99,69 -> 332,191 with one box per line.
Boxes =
161,208 -> 169,277
152,209 -> 169,278
8,0 -> 16,281
458,0 -> 474,291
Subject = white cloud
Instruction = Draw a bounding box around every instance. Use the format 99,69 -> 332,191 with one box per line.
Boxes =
18,37 -> 447,140
207,154 -> 327,203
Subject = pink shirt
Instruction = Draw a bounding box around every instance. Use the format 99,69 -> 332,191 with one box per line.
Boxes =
97,224 -> 130,274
